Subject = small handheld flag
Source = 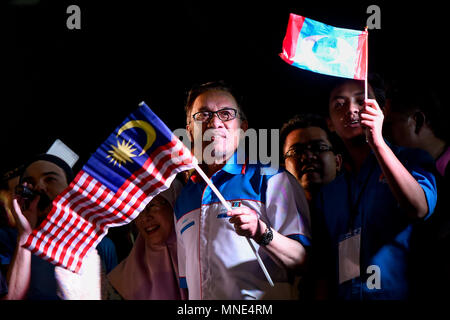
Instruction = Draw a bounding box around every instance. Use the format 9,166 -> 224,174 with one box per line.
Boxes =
24,102 -> 197,273
280,13 -> 368,80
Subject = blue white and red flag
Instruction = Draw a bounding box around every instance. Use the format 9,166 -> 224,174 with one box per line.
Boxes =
24,102 -> 196,273
280,13 -> 367,80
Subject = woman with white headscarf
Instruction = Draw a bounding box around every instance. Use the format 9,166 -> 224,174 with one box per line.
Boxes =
107,179 -> 187,300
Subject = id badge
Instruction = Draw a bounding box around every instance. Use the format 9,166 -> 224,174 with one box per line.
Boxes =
338,228 -> 361,284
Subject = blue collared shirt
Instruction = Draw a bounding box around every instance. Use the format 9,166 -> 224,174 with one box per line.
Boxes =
314,143 -> 437,300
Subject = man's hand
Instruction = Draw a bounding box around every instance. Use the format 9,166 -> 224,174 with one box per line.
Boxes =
12,193 -> 39,244
361,98 -> 385,149
227,206 -> 265,241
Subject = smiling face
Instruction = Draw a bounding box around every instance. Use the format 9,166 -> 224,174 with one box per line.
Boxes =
134,195 -> 174,247
328,80 -> 375,142
283,126 -> 341,191
186,90 -> 248,164
20,160 -> 68,216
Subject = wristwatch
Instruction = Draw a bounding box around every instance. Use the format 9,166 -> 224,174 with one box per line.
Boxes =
257,226 -> 273,246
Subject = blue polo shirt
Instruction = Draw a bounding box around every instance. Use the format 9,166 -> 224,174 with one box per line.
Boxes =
314,143 -> 437,300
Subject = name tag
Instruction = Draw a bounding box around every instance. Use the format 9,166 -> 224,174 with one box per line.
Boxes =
338,228 -> 361,284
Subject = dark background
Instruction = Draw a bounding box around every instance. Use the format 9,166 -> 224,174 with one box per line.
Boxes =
1,0 -> 447,173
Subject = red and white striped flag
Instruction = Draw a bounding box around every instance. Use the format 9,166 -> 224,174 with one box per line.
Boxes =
24,102 -> 196,273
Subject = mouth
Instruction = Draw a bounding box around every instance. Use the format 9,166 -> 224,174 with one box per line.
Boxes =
208,130 -> 227,141
144,225 -> 160,235
344,118 -> 361,128
301,165 -> 320,174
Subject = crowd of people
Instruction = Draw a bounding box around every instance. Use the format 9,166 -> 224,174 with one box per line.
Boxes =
0,76 -> 448,300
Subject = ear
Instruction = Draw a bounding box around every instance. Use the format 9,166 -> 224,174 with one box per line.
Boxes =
240,119 -> 248,132
326,117 -> 335,132
413,111 -> 425,135
335,153 -> 343,173
186,124 -> 194,142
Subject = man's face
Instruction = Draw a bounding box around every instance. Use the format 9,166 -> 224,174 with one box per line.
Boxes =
384,110 -> 418,148
187,90 -> 248,164
283,126 -> 341,190
328,80 -> 375,141
21,160 -> 68,213
134,195 -> 174,247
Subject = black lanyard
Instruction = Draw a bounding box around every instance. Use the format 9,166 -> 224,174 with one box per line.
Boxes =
345,160 -> 376,232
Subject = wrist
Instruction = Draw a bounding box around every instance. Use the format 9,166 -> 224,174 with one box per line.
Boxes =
371,136 -> 388,153
17,232 -> 31,246
255,220 -> 273,246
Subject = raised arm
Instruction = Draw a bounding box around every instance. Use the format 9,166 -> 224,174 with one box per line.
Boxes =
361,98 -> 430,219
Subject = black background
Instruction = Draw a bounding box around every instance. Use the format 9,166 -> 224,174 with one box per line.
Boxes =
1,0 -> 447,173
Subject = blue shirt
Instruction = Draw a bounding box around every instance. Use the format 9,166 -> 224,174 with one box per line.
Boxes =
314,144 -> 437,300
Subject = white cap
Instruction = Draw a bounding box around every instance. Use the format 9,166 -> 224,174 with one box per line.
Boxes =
46,139 -> 79,168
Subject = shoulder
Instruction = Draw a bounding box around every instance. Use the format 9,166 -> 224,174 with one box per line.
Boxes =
389,143 -> 435,171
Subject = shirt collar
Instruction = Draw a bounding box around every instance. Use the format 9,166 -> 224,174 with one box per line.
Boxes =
189,150 -> 246,184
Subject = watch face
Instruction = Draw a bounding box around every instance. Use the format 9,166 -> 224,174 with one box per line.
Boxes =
260,227 -> 273,246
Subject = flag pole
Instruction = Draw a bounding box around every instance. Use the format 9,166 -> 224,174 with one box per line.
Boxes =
192,162 -> 275,287
364,26 -> 369,101
364,26 -> 369,142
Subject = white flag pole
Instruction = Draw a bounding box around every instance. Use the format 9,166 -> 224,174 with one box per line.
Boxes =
192,162 -> 275,287
364,27 -> 369,143
364,26 -> 369,101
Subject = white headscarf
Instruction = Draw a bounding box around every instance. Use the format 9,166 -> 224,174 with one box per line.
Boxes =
107,179 -> 186,300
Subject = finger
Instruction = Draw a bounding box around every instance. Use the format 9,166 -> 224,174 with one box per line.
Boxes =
12,198 -> 23,216
229,214 -> 251,225
360,120 -> 375,128
227,206 -> 256,217
360,113 -> 377,121
365,99 -> 381,112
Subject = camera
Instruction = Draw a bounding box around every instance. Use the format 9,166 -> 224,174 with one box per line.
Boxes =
14,184 -> 51,211
15,184 -> 38,200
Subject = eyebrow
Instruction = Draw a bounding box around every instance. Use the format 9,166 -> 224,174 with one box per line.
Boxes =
331,92 -> 365,101
44,171 -> 62,177
198,106 -> 235,111
289,139 -> 329,149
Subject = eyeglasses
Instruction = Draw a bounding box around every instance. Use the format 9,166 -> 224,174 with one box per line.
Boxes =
284,142 -> 334,159
192,108 -> 238,123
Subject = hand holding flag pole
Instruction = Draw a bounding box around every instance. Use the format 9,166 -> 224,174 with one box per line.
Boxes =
191,162 -> 275,287
364,26 -> 370,143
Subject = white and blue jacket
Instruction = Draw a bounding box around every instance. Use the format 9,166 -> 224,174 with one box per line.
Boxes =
174,152 -> 311,300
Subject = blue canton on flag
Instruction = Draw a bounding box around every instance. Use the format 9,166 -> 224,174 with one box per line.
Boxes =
24,102 -> 197,273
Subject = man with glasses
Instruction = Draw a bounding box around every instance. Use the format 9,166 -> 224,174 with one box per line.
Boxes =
281,113 -> 342,204
174,81 -> 311,299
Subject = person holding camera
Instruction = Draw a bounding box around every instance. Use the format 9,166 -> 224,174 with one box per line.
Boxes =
0,154 -> 118,299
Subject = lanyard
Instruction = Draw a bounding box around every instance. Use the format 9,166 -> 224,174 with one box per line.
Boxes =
345,160 -> 376,232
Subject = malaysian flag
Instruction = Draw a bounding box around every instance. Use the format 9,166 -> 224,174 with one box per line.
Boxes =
23,102 -> 196,273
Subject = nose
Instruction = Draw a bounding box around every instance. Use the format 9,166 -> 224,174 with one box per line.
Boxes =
207,113 -> 225,129
140,209 -> 154,221
300,149 -> 317,161
348,99 -> 363,115
34,179 -> 47,193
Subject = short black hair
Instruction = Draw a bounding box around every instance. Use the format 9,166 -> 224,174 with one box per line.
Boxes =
21,154 -> 74,184
386,80 -> 447,143
184,80 -> 247,123
326,73 -> 386,114
280,113 -> 342,156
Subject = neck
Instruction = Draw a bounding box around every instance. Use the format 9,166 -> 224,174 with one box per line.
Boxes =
202,150 -> 235,177
202,163 -> 226,178
423,136 -> 446,160
343,136 -> 371,173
